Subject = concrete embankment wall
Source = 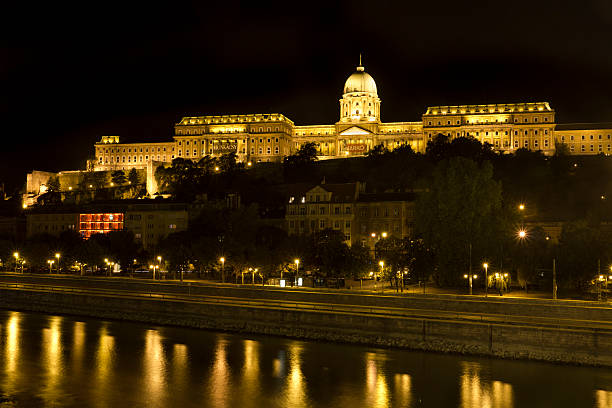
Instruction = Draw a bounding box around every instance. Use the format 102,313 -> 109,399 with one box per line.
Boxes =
0,287 -> 610,367
2,274 -> 611,323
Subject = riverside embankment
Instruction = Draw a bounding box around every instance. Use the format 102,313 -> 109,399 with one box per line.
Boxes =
0,273 -> 610,366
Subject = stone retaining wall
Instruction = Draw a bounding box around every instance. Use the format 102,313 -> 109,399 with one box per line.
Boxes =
0,287 -> 610,367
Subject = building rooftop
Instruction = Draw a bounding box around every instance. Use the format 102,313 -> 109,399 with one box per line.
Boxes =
555,122 -> 612,131
424,102 -> 553,116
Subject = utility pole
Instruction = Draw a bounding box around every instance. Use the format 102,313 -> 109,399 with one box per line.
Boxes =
552,258 -> 557,300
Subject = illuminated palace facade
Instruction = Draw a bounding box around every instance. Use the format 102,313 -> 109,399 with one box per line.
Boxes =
93,62 -> 612,173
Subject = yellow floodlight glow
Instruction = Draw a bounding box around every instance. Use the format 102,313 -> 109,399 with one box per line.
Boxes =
518,230 -> 527,239
379,261 -> 384,267
381,232 -> 388,238
483,263 -> 488,269
518,204 -> 525,211
219,257 -> 225,263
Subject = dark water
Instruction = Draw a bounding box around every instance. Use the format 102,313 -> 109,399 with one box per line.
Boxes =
0,310 -> 610,408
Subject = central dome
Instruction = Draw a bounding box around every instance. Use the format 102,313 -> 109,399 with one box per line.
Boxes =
343,65 -> 377,96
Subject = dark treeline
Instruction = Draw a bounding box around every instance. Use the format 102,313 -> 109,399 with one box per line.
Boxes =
3,136 -> 612,293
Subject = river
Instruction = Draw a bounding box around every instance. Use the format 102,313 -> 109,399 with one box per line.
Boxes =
0,310 -> 610,407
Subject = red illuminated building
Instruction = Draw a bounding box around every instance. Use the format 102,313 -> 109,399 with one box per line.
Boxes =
79,213 -> 124,239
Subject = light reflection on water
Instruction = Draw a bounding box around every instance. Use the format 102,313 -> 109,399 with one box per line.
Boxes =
0,310 -> 610,408
460,361 -> 513,408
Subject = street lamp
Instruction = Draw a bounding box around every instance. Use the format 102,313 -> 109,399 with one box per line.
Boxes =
13,252 -> 19,273
377,260 -> 384,293
483,262 -> 489,297
149,264 -> 157,280
294,259 -> 300,286
381,232 -> 388,238
517,229 -> 527,239
518,204 -> 525,211
220,257 -> 226,282
464,274 -> 478,295
55,253 -> 61,273
47,259 -> 55,274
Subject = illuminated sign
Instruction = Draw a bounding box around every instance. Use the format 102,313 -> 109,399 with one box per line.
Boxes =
345,144 -> 367,153
212,143 -> 238,154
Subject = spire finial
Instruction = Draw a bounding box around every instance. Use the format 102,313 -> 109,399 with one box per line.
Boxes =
357,53 -> 364,71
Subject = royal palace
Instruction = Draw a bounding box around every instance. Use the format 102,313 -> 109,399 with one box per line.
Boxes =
91,61 -> 612,177
24,61 -> 612,201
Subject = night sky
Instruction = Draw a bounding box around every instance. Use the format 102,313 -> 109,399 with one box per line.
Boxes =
3,0 -> 612,191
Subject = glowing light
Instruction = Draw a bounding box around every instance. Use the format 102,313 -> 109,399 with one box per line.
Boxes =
22,203 -> 27,209
518,204 -> 525,211
518,230 -> 527,239
381,232 -> 388,238
483,263 -> 488,269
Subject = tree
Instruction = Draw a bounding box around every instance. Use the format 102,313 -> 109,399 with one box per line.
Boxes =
46,176 -> 60,192
128,168 -> 140,186
111,170 -> 127,185
416,157 -> 503,286
283,142 -> 319,182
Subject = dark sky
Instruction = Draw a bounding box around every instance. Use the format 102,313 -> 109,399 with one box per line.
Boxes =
3,0 -> 612,191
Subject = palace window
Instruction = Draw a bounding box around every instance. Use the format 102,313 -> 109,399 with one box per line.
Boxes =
524,140 -> 529,148
320,220 -> 325,228
581,145 -> 585,152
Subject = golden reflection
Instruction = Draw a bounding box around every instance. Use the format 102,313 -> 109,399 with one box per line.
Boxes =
143,329 -> 167,406
207,337 -> 231,408
42,316 -> 64,405
364,352 -> 389,408
72,321 -> 85,370
284,342 -> 309,408
393,373 -> 412,407
240,340 -> 260,397
460,362 -> 513,408
596,390 -> 612,408
4,312 -> 21,392
172,344 -> 189,393
94,325 -> 115,394
272,357 -> 282,378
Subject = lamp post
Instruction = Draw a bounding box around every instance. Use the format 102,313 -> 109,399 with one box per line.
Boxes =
464,273 -> 478,295
157,256 -> 163,281
13,252 -> 19,273
483,262 -> 489,298
221,257 -> 226,283
55,253 -> 61,274
294,259 -> 300,286
378,260 -> 384,293
47,260 -> 54,274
